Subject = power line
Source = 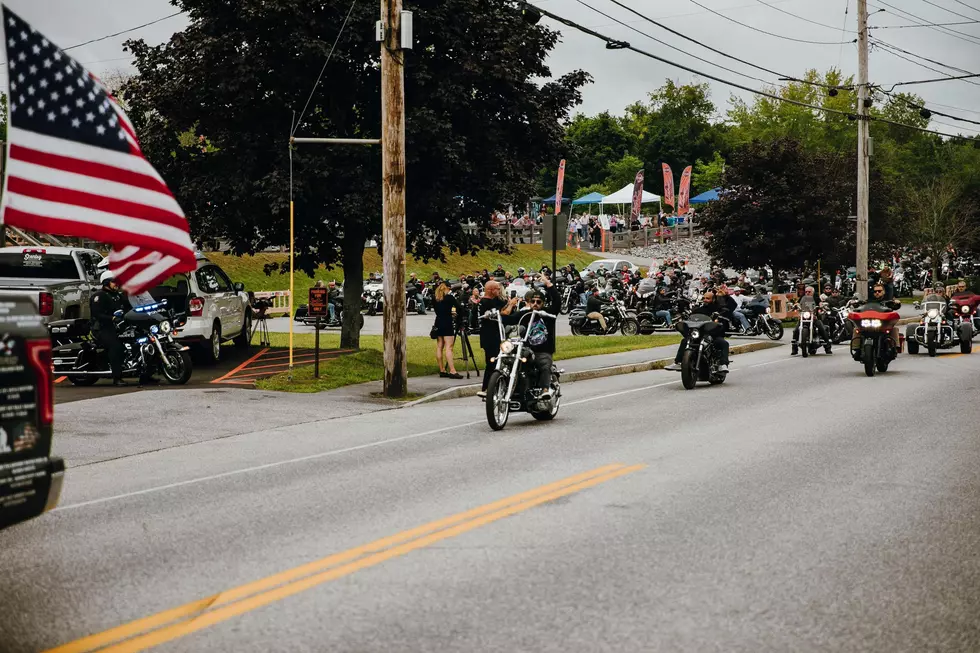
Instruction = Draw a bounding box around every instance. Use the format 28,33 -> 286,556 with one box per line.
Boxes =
869,19 -> 980,28
870,0 -> 980,45
528,2 -> 974,140
878,88 -> 980,127
872,37 -> 977,75
602,0 -> 851,90
683,0 -> 857,44
63,11 -> 185,51
872,40 -> 980,88
949,0 -> 980,15
838,0 -> 852,68
574,0 -> 776,86
914,0 -> 980,23
752,0 -> 857,32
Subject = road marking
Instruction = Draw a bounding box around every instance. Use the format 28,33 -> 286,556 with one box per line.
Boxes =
209,348 -> 268,384
748,358 -> 795,368
46,464 -> 644,653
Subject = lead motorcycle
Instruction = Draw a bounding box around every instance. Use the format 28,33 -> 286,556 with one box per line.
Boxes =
49,300 -> 193,385
849,303 -> 901,377
678,314 -> 728,390
483,308 -> 562,431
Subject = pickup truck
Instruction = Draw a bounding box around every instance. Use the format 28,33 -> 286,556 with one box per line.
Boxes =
0,246 -> 104,324
0,294 -> 63,530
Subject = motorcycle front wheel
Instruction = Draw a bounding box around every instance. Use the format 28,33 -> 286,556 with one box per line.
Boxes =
620,318 -> 640,336
863,340 -> 876,377
766,320 -> 784,341
485,370 -> 510,431
162,350 -> 193,385
681,350 -> 698,390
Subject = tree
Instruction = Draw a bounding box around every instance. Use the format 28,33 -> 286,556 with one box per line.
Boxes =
691,151 -> 725,195
902,176 -> 979,280
698,138 -> 852,286
603,154 -> 644,190
123,0 -> 588,348
562,112 -> 630,195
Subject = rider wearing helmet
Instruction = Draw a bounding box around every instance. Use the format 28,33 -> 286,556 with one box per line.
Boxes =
90,271 -> 128,386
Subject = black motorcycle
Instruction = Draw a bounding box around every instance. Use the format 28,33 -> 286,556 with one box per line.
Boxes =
49,301 -> 192,386
406,284 -> 427,315
568,298 -> 639,336
559,284 -> 579,315
678,315 -> 728,390
739,300 -> 784,340
637,296 -> 690,335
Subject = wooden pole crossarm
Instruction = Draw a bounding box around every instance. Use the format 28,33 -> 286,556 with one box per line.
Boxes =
290,137 -> 381,145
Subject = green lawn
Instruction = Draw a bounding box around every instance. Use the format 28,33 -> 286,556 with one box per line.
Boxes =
206,245 -> 599,299
256,332 -> 681,393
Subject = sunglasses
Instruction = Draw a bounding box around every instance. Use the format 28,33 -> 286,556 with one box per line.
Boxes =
528,298 -> 543,304
874,290 -> 884,294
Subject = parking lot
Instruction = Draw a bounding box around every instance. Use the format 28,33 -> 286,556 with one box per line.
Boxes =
53,344 -> 354,404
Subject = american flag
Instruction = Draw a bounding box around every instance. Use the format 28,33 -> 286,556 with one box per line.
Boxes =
0,6 -> 195,294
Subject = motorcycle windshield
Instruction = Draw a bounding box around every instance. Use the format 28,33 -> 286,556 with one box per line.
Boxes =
123,308 -> 166,324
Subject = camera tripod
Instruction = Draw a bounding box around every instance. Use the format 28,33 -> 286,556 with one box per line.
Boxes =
455,322 -> 480,380
252,311 -> 271,347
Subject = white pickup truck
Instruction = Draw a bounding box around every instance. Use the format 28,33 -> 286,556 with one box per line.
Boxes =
0,246 -> 104,323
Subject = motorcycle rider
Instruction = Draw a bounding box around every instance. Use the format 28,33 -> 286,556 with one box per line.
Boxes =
518,275 -> 560,399
665,290 -> 730,373
648,286 -> 674,328
90,271 -> 129,386
585,287 -> 613,332
407,273 -> 426,315
791,286 -> 832,355
327,280 -> 342,323
721,286 -> 750,333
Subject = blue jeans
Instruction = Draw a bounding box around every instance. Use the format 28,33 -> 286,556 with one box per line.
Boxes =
733,310 -> 749,331
328,304 -> 336,321
579,293 -> 588,307
655,310 -> 672,327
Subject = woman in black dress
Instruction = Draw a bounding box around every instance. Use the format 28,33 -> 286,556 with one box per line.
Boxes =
433,281 -> 463,379
476,281 -> 519,397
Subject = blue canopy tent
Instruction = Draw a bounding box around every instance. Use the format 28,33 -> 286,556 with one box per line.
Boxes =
690,188 -> 721,204
542,194 -> 571,204
572,192 -> 604,205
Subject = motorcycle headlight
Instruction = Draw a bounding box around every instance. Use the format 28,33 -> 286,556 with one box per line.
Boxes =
160,320 -> 172,334
801,311 -> 812,319
150,324 -> 159,334
765,307 -> 771,314
962,305 -> 971,314
690,329 -> 700,339
861,319 -> 882,328
927,308 -> 939,319
500,341 -> 515,354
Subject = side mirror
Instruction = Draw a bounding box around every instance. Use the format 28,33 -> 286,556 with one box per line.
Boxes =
233,282 -> 245,292
913,302 -> 921,310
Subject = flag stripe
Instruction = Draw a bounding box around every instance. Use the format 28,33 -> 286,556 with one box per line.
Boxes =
3,198 -> 194,260
117,255 -> 183,292
7,177 -> 188,233
10,143 -> 172,197
7,157 -> 184,216
8,127 -> 169,189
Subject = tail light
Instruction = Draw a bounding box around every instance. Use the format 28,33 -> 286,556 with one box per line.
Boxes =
189,297 -> 204,316
26,339 -> 53,426
38,291 -> 54,316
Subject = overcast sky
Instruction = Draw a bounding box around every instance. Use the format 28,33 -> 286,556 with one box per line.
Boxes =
5,0 -> 980,138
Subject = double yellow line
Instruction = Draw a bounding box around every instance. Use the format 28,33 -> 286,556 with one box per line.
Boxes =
49,463 -> 644,653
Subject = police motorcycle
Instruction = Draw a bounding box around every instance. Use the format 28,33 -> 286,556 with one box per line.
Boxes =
849,302 -> 901,377
907,295 -> 972,356
482,308 -> 562,431
568,296 -> 640,336
678,313 -> 728,390
49,300 -> 193,385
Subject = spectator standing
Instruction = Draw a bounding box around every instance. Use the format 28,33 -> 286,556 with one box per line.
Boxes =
433,281 -> 463,379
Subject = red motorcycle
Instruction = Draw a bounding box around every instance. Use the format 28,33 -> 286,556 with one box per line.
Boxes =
849,305 -> 901,377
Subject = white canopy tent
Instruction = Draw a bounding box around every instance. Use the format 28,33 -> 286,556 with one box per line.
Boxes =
600,184 -> 661,204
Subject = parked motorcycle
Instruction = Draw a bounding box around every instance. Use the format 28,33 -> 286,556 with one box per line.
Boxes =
568,298 -> 639,336
559,284 -> 579,315
482,308 -> 562,431
849,304 -> 901,376
678,314 -> 728,390
49,300 -> 193,385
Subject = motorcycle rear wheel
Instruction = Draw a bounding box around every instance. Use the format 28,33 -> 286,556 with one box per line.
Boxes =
907,340 -> 919,355
531,385 -> 560,421
681,350 -> 698,390
961,339 -> 972,354
863,341 -> 876,377
485,371 -> 510,431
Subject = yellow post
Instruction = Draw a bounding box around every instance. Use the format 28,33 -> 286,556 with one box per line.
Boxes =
289,200 -> 294,370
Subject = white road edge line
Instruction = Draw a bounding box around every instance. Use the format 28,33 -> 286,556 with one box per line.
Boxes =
55,349 -> 782,511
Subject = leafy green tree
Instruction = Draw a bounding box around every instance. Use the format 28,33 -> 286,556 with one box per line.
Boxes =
123,0 -> 588,348
603,154 -> 644,190
562,112 -> 630,195
691,151 -> 725,194
699,138 -> 852,286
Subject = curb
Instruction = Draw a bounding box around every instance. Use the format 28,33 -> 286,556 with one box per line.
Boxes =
404,340 -> 783,407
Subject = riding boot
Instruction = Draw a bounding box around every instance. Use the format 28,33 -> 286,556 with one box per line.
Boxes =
791,341 -> 799,356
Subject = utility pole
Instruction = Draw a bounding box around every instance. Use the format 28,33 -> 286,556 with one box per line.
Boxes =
381,0 -> 408,397
855,0 -> 870,301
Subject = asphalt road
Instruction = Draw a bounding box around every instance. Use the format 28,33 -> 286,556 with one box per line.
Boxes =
4,345 -> 980,652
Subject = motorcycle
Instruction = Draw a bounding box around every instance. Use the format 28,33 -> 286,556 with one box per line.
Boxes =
740,300 -> 784,340
406,284 -> 427,315
678,314 -> 728,390
559,284 -> 579,315
636,296 -> 691,335
793,303 -> 831,357
907,298 -> 973,356
568,298 -> 639,336
824,300 -> 860,345
482,308 -> 562,431
849,304 -> 901,376
49,300 -> 193,385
